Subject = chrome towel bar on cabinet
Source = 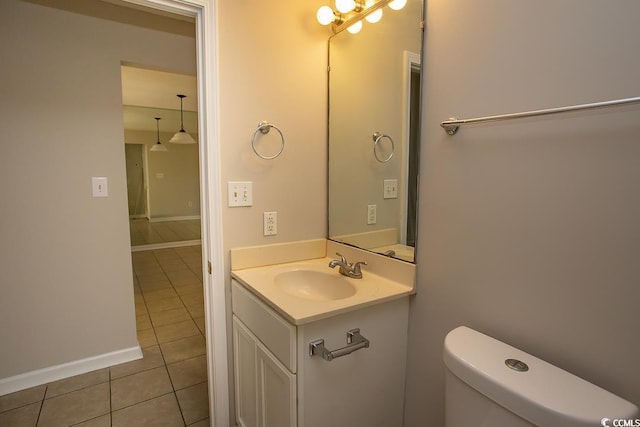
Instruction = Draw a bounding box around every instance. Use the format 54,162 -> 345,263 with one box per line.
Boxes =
309,328 -> 370,361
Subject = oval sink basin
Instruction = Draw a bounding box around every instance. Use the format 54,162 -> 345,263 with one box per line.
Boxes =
275,270 -> 356,301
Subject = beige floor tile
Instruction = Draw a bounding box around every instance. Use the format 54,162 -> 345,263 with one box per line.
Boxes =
136,313 -> 152,331
136,273 -> 170,285
149,306 -> 191,327
186,303 -> 205,318
176,382 -> 209,425
193,316 -> 206,336
146,296 -> 185,313
0,384 -> 46,412
157,258 -> 187,269
110,367 -> 173,411
167,355 -> 208,390
160,335 -> 206,364
180,293 -> 204,307
187,418 -> 209,427
137,328 -> 158,348
142,288 -> 178,302
112,393 -> 184,427
39,382 -> 109,427
155,319 -> 200,344
0,402 -> 41,427
45,368 -> 109,399
174,284 -> 203,297
134,302 -> 148,316
139,280 -> 173,292
166,270 -> 200,285
110,346 -> 165,380
73,414 -> 111,426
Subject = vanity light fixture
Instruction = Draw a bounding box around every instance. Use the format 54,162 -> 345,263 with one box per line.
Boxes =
169,94 -> 196,144
150,117 -> 168,152
316,0 -> 406,35
364,0 -> 383,23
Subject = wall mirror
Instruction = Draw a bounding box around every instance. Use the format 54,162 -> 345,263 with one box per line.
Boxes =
328,0 -> 423,263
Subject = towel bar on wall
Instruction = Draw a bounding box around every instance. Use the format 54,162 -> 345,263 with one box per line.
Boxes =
441,96 -> 640,135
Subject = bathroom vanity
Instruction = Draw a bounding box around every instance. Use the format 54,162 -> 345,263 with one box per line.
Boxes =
230,239 -> 415,427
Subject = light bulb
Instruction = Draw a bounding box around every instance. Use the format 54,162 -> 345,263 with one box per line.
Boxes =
335,0 -> 356,13
388,0 -> 407,10
347,20 -> 363,34
365,0 -> 383,23
316,6 -> 335,25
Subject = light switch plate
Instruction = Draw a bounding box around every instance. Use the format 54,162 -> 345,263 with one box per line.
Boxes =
228,181 -> 253,207
92,177 -> 108,197
383,179 -> 398,199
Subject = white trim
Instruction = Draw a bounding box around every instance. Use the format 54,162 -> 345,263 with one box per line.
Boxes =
131,239 -> 201,252
122,1 -> 230,426
148,215 -> 201,222
401,50 -> 421,245
0,346 -> 142,397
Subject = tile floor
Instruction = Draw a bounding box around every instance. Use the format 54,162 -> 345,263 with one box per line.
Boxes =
0,245 -> 210,427
130,219 -> 201,247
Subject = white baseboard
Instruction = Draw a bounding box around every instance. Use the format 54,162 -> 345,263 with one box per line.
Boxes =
131,239 -> 201,252
0,346 -> 142,397
148,215 -> 201,223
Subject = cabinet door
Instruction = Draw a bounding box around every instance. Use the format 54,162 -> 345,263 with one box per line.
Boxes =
256,343 -> 296,427
233,317 -> 257,427
234,316 -> 296,427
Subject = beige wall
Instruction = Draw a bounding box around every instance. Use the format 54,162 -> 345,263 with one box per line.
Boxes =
124,130 -> 201,219
217,1 -> 328,253
0,0 -> 196,380
404,1 -> 640,425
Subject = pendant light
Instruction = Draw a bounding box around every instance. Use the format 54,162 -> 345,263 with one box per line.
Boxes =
169,94 -> 196,144
150,117 -> 168,152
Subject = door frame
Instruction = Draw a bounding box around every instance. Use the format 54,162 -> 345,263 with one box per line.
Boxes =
122,1 -> 229,425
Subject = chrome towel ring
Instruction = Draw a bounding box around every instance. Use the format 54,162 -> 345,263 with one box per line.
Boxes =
372,132 -> 394,163
252,121 -> 285,160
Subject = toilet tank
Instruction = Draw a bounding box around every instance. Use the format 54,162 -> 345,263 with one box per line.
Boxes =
443,326 -> 639,427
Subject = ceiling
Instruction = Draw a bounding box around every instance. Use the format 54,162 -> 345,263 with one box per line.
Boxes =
121,59 -> 198,133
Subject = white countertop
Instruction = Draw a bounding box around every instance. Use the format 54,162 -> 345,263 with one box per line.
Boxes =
231,257 -> 412,325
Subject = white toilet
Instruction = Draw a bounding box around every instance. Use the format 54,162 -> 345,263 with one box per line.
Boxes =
444,326 -> 639,427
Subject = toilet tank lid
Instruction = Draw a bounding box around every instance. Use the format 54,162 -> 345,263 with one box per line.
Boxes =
443,326 -> 639,427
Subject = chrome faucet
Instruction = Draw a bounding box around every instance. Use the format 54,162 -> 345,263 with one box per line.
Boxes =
328,252 -> 367,279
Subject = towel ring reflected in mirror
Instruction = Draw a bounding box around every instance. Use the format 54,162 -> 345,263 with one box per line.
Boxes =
372,132 -> 395,163
252,121 -> 285,160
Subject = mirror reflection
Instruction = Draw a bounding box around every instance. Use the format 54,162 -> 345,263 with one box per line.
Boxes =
328,0 -> 423,262
122,105 -> 201,248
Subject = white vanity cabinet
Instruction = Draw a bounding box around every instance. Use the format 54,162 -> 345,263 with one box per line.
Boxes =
231,279 -> 410,427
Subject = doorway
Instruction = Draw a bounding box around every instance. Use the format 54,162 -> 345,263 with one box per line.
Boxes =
119,1 -> 228,425
125,144 -> 147,219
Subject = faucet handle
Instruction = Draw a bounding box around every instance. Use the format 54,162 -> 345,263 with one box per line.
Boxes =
336,252 -> 348,264
352,261 -> 368,275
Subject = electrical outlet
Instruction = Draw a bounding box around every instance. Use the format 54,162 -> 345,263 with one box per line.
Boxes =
228,181 -> 253,207
263,211 -> 277,236
383,179 -> 398,199
367,205 -> 377,225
